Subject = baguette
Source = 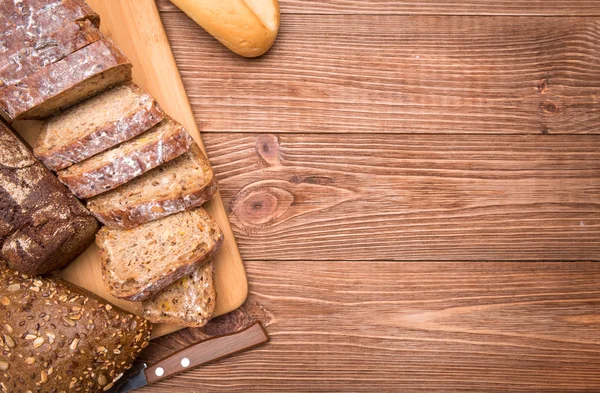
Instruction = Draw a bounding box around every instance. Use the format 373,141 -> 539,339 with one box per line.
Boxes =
170,0 -> 280,57
0,261 -> 152,393
35,83 -> 165,171
87,143 -> 217,229
98,208 -> 224,301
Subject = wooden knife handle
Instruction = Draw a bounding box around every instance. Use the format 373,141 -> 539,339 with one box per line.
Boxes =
145,322 -> 269,384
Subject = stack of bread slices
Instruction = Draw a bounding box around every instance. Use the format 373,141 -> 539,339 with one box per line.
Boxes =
1,0 -> 222,328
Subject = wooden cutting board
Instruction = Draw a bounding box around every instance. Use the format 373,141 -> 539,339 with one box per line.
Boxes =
14,0 -> 247,338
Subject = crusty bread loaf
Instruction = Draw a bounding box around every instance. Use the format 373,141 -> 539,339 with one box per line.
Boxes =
0,38 -> 132,121
142,260 -> 216,327
0,0 -> 100,60
87,143 -> 217,229
0,261 -> 152,393
98,207 -> 224,301
35,83 -> 165,171
58,118 -> 193,199
0,120 -> 98,275
0,19 -> 103,89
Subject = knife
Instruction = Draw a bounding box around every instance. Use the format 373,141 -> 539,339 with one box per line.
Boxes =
107,322 -> 269,393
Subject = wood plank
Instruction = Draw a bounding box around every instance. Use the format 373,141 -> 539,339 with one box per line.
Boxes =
138,261 -> 600,393
202,133 -> 600,261
157,0 -> 600,16
161,14 -> 600,134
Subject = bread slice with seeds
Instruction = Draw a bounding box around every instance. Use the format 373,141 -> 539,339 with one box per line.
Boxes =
58,118 -> 192,198
142,260 -> 216,327
97,207 -> 224,301
34,83 -> 165,171
87,143 -> 217,229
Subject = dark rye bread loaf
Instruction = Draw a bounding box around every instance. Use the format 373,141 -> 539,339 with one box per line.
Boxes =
0,120 -> 98,275
58,118 -> 193,199
0,261 -> 152,393
35,83 -> 165,171
142,261 -> 216,327
98,208 -> 224,301
87,143 -> 217,229
0,38 -> 132,122
0,0 -> 99,60
0,19 -> 103,89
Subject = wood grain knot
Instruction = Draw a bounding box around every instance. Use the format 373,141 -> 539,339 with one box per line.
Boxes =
232,186 -> 294,228
256,134 -> 281,166
541,101 -> 560,115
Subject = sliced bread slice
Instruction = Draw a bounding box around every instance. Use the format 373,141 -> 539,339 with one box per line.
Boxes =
87,143 -> 217,229
0,38 -> 131,121
97,207 -> 224,301
0,0 -> 100,60
58,118 -> 193,198
35,83 -> 165,171
0,19 -> 103,89
142,260 -> 216,327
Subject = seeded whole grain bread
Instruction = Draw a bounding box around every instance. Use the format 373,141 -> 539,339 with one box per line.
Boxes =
35,83 -> 165,171
58,118 -> 193,199
87,143 -> 217,229
98,207 -> 224,302
142,260 -> 216,327
0,0 -> 100,59
0,261 -> 152,393
0,38 -> 132,122
0,120 -> 98,275
0,19 -> 103,89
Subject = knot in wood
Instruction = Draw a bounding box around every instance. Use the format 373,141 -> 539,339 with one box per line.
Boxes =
233,186 -> 294,228
256,134 -> 281,166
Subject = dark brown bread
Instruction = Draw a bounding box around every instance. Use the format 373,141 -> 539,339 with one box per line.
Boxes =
0,19 -> 103,88
142,261 -> 216,327
87,143 -> 217,229
0,0 -> 99,61
0,120 -> 98,275
0,261 -> 152,393
0,38 -> 132,121
98,208 -> 224,301
35,83 -> 165,171
58,118 -> 193,199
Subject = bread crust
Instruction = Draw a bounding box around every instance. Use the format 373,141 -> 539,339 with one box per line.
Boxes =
0,262 -> 151,393
0,38 -> 132,122
0,120 -> 98,275
58,121 -> 193,198
0,20 -> 103,89
35,84 -> 165,171
0,0 -> 100,59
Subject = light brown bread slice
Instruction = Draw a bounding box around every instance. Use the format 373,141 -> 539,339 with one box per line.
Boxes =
35,83 -> 165,171
97,207 -> 224,301
58,118 -> 193,198
87,143 -> 217,229
0,19 -> 103,89
142,260 -> 216,327
0,38 -> 131,122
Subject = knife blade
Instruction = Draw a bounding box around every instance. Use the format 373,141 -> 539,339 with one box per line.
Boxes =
107,322 -> 269,393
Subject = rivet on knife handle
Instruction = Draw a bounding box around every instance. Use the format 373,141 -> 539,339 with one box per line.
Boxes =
145,322 -> 269,384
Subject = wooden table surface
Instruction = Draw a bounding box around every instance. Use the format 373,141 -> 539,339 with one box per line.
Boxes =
139,1 -> 600,391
